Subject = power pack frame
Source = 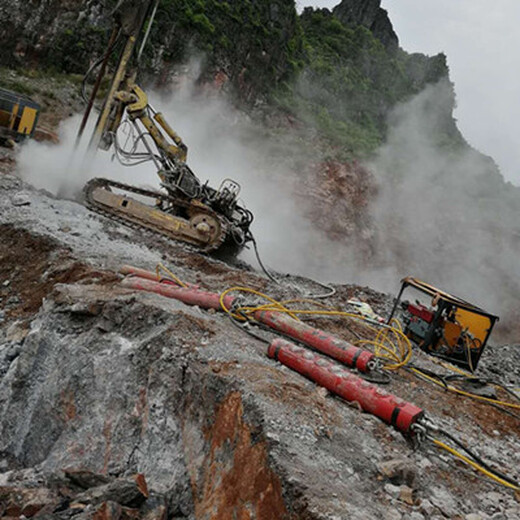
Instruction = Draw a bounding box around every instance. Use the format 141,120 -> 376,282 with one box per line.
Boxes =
387,277 -> 499,372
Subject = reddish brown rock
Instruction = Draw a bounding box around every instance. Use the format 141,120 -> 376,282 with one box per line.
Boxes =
93,501 -> 122,520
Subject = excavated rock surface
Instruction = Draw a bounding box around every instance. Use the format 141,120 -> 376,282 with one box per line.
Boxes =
0,174 -> 520,519
299,160 -> 376,254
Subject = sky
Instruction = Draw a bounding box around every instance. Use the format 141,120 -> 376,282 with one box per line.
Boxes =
296,0 -> 520,185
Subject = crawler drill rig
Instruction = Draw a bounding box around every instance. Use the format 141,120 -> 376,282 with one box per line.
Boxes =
79,0 -> 253,254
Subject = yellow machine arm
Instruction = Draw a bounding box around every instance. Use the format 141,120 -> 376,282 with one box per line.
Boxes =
110,82 -> 187,163
83,1 -> 201,197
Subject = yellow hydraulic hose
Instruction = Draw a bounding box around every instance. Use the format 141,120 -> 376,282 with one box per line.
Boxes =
156,263 -> 188,288
218,287 -> 412,369
432,438 -> 520,491
410,368 -> 520,410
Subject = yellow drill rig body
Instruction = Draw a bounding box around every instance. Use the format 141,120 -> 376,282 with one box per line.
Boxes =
80,0 -> 253,254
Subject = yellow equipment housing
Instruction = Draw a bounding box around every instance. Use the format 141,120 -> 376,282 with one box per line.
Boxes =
0,88 -> 40,143
388,277 -> 499,372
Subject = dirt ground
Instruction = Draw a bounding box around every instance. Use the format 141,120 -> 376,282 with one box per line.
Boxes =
0,224 -> 118,322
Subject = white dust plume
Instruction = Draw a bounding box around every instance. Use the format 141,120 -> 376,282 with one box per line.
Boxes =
365,79 -> 520,320
17,114 -> 158,198
16,78 -> 348,280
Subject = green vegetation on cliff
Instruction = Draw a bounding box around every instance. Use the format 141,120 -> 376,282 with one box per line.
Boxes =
144,3 -> 452,158
273,8 -> 451,159
143,0 -> 304,100
0,0 -> 456,160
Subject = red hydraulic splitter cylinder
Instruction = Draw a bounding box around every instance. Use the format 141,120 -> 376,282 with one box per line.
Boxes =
120,277 -> 234,311
120,265 -> 200,289
255,310 -> 375,373
121,277 -> 376,374
268,338 -> 424,434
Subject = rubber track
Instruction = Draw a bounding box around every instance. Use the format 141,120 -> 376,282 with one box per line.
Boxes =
83,177 -> 228,253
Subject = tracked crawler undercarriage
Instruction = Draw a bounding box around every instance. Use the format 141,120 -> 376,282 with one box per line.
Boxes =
84,178 -> 231,252
83,176 -> 255,257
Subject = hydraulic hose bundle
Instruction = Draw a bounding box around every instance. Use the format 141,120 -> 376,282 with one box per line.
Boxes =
119,264 -> 520,492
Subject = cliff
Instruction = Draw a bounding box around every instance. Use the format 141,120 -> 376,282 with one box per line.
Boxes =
333,0 -> 398,50
0,0 -> 452,157
0,0 -> 303,102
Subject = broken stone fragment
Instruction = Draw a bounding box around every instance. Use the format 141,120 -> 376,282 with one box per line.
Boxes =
399,485 -> 418,506
382,507 -> 402,520
12,193 -> 31,206
379,458 -> 418,487
0,485 -> 60,518
64,469 -> 113,490
383,482 -> 401,499
139,494 -> 168,520
92,501 -> 123,520
74,474 -> 149,508
67,302 -> 104,316
6,321 -> 30,342
430,486 -> 460,517
419,498 -> 435,516
460,379 -> 497,399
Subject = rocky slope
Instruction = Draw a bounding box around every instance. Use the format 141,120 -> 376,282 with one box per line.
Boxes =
0,171 -> 520,519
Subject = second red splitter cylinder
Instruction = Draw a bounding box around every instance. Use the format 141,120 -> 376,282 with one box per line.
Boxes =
255,310 -> 376,373
268,338 -> 424,434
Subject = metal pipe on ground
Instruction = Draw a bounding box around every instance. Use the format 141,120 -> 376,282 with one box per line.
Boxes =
254,310 -> 375,373
121,275 -> 376,373
120,277 -> 234,310
268,338 -> 424,434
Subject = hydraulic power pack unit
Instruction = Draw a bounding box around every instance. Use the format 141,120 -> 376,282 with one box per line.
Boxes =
388,277 -> 499,372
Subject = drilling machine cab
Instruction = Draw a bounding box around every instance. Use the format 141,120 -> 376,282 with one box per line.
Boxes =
387,277 -> 499,372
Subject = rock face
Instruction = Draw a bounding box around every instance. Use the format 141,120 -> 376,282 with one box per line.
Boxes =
333,0 -> 399,50
0,0 -> 303,100
1,174 -> 520,519
0,0 -> 109,71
